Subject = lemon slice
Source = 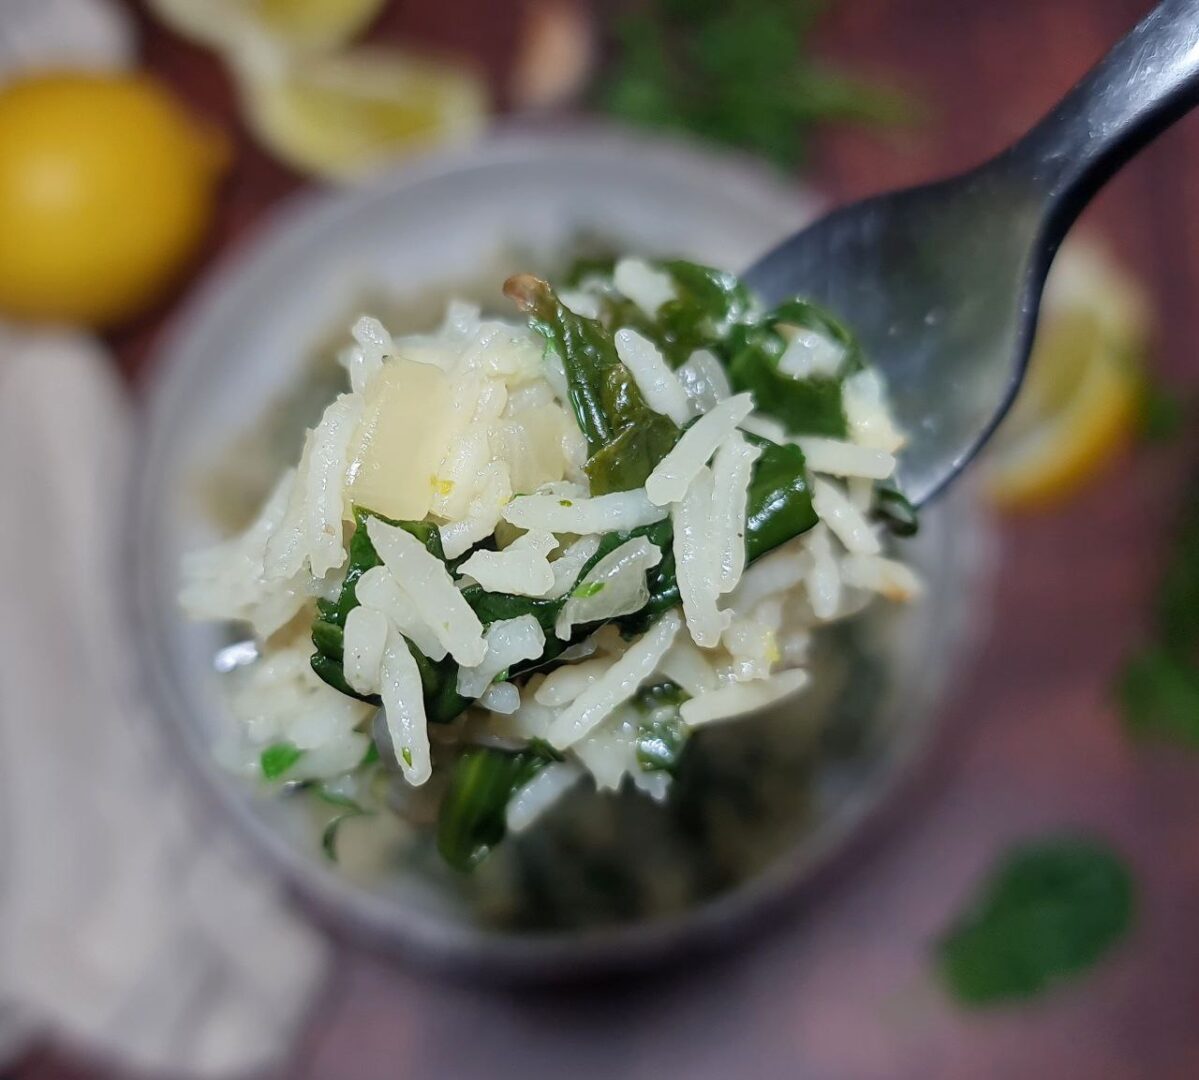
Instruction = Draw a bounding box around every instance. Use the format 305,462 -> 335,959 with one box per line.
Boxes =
147,0 -> 385,53
236,47 -> 487,181
984,241 -> 1149,510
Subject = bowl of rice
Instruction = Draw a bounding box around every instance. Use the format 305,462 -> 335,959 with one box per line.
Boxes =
133,126 -> 991,979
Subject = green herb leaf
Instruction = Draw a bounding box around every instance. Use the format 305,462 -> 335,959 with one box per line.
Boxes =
873,485 -> 920,538
260,741 -> 305,781
1117,647 -> 1199,747
743,436 -> 819,561
1136,372 -> 1185,444
935,836 -> 1135,1006
437,747 -> 547,871
573,581 -> 606,599
504,273 -> 680,494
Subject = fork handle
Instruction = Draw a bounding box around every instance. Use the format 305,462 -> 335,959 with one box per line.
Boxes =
1011,0 -> 1199,231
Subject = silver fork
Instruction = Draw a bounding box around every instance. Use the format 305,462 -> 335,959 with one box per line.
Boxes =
744,0 -> 1199,506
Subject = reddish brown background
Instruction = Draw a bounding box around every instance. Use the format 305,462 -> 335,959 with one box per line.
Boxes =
19,1 -> 1199,1077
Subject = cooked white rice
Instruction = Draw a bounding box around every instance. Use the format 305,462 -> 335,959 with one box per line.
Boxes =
182,262 -> 920,840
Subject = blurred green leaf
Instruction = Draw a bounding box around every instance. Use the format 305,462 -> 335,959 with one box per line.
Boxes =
1117,648 -> 1199,746
936,836 -> 1135,1006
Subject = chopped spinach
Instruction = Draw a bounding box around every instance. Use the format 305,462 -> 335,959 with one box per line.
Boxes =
873,485 -> 920,538
504,273 -> 681,494
634,680 -> 691,773
935,836 -> 1135,1006
437,746 -> 549,871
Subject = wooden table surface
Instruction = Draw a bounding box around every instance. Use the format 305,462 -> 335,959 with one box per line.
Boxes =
18,1 -> 1199,1077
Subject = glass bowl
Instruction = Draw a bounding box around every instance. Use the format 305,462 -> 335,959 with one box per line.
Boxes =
130,125 -> 992,980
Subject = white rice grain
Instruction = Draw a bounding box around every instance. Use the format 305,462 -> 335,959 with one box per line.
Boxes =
533,657 -> 608,706
843,368 -> 905,453
503,488 -> 667,534
354,565 -> 448,662
506,763 -> 584,833
803,524 -> 842,620
378,627 -> 431,784
797,436 -> 895,481
555,536 -> 663,640
559,289 -> 602,319
304,393 -> 361,578
657,637 -> 720,697
613,257 -> 675,317
546,534 -> 602,599
456,615 -> 546,698
777,328 -> 845,379
615,328 -> 691,425
676,349 -> 731,415
672,466 -> 727,647
645,393 -> 754,506
458,529 -> 557,597
680,667 -> 809,728
811,477 -> 882,555
367,518 -> 487,665
480,682 -> 521,714
710,431 -> 761,594
840,553 -> 923,602
547,610 -> 682,748
342,605 -> 389,696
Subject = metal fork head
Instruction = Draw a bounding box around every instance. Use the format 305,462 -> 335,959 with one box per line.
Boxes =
744,164 -> 1050,507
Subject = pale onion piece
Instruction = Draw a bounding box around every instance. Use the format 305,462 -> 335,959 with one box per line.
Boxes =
676,349 -> 731,415
533,657 -> 609,706
777,328 -> 845,379
345,359 -> 454,523
613,257 -> 676,317
804,525 -> 841,620
840,554 -> 923,603
179,470 -> 308,638
547,611 -> 682,749
546,534 -> 602,599
354,565 -> 447,661
337,344 -> 377,395
379,626 -> 431,785
456,615 -> 546,698
457,529 -> 557,597
506,762 -> 584,833
366,518 -> 486,665
494,403 -> 575,496
680,668 -> 809,728
672,465 -> 727,647
305,392 -> 361,578
811,478 -> 882,555
554,536 -> 662,640
844,369 -> 906,453
503,488 -> 667,534
558,289 -> 602,319
480,682 -> 521,714
615,328 -> 691,425
710,431 -> 762,594
796,437 -> 895,481
645,393 -> 754,506
657,637 -> 720,697
343,605 -> 388,695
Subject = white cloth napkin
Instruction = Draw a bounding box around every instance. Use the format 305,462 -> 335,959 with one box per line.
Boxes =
0,331 -> 331,1077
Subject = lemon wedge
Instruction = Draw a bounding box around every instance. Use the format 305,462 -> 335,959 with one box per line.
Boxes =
984,241 -> 1149,510
147,0 -> 385,54
235,47 -> 487,181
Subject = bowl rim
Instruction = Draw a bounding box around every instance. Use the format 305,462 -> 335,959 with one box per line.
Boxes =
129,121 -> 990,981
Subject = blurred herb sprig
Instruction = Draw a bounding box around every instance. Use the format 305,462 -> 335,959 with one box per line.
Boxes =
597,0 -> 915,169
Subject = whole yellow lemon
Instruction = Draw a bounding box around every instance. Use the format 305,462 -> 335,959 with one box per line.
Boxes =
0,73 -> 228,328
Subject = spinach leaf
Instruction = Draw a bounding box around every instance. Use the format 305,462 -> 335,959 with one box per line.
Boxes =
504,273 -> 680,493
935,836 -> 1135,1006
437,747 -> 548,871
743,435 -> 819,561
1117,648 -> 1199,747
260,741 -> 305,781
873,485 -> 920,538
633,680 -> 691,773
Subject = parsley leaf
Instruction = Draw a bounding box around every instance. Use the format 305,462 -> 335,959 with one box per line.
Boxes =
935,836 -> 1135,1006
